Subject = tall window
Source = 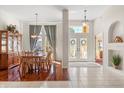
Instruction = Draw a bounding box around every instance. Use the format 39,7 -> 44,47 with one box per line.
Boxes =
34,26 -> 50,55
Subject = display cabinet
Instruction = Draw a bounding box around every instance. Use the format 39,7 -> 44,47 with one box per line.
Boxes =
0,31 -> 8,70
0,30 -> 22,70
8,33 -> 14,68
9,32 -> 22,68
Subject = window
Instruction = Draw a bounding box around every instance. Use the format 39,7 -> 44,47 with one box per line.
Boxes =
70,26 -> 89,34
34,26 -> 50,55
70,26 -> 82,33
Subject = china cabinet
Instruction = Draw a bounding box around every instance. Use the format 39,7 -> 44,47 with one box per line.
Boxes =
0,30 -> 8,69
0,30 -> 22,70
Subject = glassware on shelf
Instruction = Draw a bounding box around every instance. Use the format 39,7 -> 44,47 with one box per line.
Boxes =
1,46 -> 6,52
1,32 -> 7,53
8,36 -> 13,51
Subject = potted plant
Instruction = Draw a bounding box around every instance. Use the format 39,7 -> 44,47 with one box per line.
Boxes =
112,54 -> 121,69
6,24 -> 16,33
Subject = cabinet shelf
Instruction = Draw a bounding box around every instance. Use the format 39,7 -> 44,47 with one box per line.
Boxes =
2,44 -> 7,46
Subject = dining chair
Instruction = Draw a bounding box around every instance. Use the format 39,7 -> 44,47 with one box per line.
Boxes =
22,51 -> 32,56
37,57 -> 46,72
37,51 -> 53,72
46,51 -> 53,71
18,56 -> 28,78
18,56 -> 38,79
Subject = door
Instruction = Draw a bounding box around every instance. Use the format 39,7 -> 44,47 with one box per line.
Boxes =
69,33 -> 88,61
95,33 -> 103,65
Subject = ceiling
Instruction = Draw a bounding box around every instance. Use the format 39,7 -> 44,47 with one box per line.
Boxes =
0,5 -> 110,22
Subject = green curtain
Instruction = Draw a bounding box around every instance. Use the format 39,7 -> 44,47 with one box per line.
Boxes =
44,25 -> 56,59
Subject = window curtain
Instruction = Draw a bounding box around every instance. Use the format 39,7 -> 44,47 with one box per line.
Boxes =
44,25 -> 56,59
29,25 -> 41,51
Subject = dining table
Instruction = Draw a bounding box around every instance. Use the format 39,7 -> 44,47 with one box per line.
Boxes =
19,53 -> 47,77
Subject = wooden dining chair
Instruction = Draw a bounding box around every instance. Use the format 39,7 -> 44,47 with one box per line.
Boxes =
18,56 -> 38,79
18,56 -> 28,78
36,57 -> 46,72
37,51 -> 53,72
17,51 -> 22,65
46,51 -> 53,71
22,51 -> 33,56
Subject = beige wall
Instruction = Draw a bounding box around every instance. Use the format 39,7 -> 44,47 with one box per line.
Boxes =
0,9 -> 21,32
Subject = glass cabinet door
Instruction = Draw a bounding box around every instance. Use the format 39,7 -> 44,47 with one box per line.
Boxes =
8,35 -> 13,52
14,36 -> 18,52
1,32 -> 7,53
18,35 -> 22,52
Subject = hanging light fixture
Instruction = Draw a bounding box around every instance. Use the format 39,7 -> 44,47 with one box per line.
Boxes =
31,13 -> 38,39
82,9 -> 89,33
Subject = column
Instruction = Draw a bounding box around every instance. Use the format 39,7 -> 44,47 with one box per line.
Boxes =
62,9 -> 69,68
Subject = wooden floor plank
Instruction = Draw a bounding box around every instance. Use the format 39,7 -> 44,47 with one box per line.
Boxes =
0,62 -> 69,81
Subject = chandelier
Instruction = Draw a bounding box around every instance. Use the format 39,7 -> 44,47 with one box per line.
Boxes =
31,13 -> 39,39
82,9 -> 89,33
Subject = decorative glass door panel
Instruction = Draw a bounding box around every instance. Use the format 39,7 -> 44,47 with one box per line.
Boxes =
80,38 -> 87,59
69,38 -> 77,59
69,37 -> 88,61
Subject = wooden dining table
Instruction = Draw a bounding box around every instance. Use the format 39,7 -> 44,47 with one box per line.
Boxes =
19,54 -> 47,77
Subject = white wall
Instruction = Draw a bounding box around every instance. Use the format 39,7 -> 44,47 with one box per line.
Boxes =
22,22 -> 30,51
0,9 -> 21,33
94,6 -> 124,68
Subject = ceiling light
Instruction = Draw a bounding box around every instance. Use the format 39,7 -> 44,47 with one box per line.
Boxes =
31,13 -> 38,39
82,10 -> 89,33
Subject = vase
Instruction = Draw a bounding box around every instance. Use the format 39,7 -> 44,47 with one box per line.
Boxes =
114,36 -> 123,43
112,62 -> 119,69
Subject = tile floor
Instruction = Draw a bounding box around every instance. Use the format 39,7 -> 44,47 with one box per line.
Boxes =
0,62 -> 124,88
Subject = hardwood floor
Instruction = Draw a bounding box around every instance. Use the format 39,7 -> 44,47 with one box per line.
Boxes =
0,62 -> 69,81
0,69 -> 8,81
